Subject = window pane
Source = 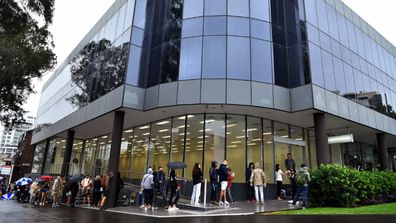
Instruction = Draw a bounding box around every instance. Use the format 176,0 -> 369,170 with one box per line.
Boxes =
124,0 -> 136,29
116,4 -> 127,38
182,17 -> 203,38
183,0 -> 204,18
133,0 -> 147,29
322,50 -> 336,92
309,43 -> 324,87
203,114 -> 225,180
204,16 -> 226,35
179,37 -> 202,80
304,0 -> 318,26
247,117 -> 263,179
227,37 -> 250,80
147,120 -> 171,175
226,115 -> 246,183
126,45 -> 142,86
228,17 -> 249,37
326,4 -> 339,41
119,130 -> 133,179
274,122 -> 289,183
333,57 -> 347,95
316,0 -> 329,34
344,63 -> 356,96
251,20 -> 271,41
185,115 -> 204,179
130,125 -> 150,180
250,0 -> 269,21
171,116 -> 187,177
251,39 -> 272,83
202,36 -> 226,78
228,0 -> 249,17
204,0 -> 226,16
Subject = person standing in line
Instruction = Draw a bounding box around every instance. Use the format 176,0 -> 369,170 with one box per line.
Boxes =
167,169 -> 180,211
275,164 -> 285,200
226,167 -> 235,203
291,164 -> 311,209
209,161 -> 218,205
191,163 -> 203,206
218,160 -> 229,207
245,162 -> 255,202
81,175 -> 92,206
99,171 -> 114,211
141,168 -> 154,209
155,166 -> 166,207
285,153 -> 296,171
288,168 -> 297,204
92,175 -> 102,207
40,180 -> 50,206
51,176 -> 63,207
250,162 -> 266,205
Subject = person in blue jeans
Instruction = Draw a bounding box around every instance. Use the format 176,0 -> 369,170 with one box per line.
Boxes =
292,164 -> 311,209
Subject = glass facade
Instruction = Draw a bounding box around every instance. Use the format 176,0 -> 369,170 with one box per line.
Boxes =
305,0 -> 396,120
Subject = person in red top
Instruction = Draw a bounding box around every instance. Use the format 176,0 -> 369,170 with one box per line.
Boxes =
226,167 -> 235,203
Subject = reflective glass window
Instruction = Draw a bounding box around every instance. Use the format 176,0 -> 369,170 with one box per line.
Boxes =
322,50 -> 336,92
227,37 -> 250,80
307,23 -> 319,45
133,0 -> 147,29
343,63 -> 356,94
330,39 -> 342,59
341,45 -> 352,65
147,119 -> 171,173
226,115 -> 246,183
228,17 -> 249,37
319,31 -> 331,53
204,114 -> 225,179
337,13 -> 349,47
304,0 -> 318,26
131,27 -> 144,47
109,12 -> 119,42
126,45 -> 142,86
124,0 -> 136,29
274,122 -> 289,181
333,57 -> 347,95
185,115 -> 204,179
346,21 -> 357,53
182,17 -> 203,38
179,37 -> 202,80
309,43 -> 324,87
183,0 -> 203,18
202,36 -> 226,78
316,0 -> 329,34
204,16 -> 226,35
119,129 -> 133,179
204,0 -> 226,16
353,68 -> 364,93
326,4 -> 339,41
362,74 -> 370,94
250,0 -> 270,22
251,39 -> 272,83
251,20 -> 271,41
228,0 -> 249,17
130,125 -> 150,180
116,4 -> 127,38
246,116 -> 262,178
171,116 -> 187,177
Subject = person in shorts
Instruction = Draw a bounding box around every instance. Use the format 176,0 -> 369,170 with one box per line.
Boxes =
218,160 -> 229,206
81,175 -> 92,206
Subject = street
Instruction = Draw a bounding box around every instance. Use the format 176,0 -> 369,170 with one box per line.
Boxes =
0,200 -> 395,223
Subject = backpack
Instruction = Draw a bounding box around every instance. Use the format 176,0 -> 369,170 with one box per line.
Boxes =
295,171 -> 307,186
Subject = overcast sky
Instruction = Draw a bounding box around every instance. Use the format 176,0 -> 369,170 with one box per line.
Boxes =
24,0 -> 396,119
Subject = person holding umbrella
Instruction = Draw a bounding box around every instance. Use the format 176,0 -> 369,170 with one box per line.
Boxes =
40,179 -> 50,206
51,176 -> 63,207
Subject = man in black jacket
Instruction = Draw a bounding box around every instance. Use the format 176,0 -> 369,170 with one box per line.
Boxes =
218,160 -> 229,206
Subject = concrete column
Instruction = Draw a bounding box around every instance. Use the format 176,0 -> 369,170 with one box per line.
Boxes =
107,111 -> 125,208
40,138 -> 50,175
376,133 -> 389,170
61,130 -> 75,176
314,113 -> 330,166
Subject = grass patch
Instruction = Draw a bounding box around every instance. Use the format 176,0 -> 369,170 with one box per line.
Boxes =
271,202 -> 396,215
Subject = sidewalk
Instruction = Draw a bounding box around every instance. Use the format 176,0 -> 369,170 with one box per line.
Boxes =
96,200 -> 296,218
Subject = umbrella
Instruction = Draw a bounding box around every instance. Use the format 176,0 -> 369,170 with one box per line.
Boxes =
40,175 -> 53,181
68,174 -> 84,183
1,193 -> 14,200
167,161 -> 187,169
15,177 -> 32,186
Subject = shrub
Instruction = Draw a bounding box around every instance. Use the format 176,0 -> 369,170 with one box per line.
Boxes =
309,164 -> 396,207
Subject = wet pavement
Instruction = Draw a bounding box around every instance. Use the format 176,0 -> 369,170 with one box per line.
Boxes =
1,200 -> 395,223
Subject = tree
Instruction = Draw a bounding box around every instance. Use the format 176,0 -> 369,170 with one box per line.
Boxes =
0,0 -> 56,128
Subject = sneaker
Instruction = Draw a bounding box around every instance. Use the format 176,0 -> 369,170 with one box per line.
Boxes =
218,201 -> 224,206
224,201 -> 230,207
260,201 -> 265,205
288,200 -> 293,204
173,207 -> 179,211
194,203 -> 200,206
139,205 -> 145,209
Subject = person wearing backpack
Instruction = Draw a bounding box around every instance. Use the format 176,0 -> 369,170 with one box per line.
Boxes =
291,164 -> 311,209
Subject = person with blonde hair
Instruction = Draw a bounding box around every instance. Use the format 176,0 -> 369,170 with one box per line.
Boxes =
250,162 -> 266,205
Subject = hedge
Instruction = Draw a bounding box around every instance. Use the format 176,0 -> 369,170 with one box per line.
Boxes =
309,164 -> 396,207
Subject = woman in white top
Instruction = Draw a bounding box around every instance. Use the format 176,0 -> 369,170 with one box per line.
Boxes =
275,164 -> 285,200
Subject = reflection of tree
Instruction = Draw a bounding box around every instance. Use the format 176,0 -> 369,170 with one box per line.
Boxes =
67,39 -> 128,108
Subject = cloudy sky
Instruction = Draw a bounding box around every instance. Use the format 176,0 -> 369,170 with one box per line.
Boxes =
24,0 -> 396,118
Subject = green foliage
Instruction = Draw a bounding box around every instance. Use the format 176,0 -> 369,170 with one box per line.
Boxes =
0,0 -> 56,127
309,164 -> 396,207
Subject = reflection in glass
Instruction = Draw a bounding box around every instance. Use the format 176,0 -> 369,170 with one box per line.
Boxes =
227,37 -> 250,80
228,0 -> 249,17
204,16 -> 226,36
119,129 -> 133,179
202,36 -> 226,78
179,37 -> 202,80
263,120 -> 273,183
204,0 -> 226,16
130,125 -> 150,180
171,116 -> 186,177
183,0 -> 203,19
185,115 -> 204,179
251,39 -> 272,83
204,114 -> 225,180
148,119 -> 171,173
250,0 -> 270,21
226,115 -> 245,183
227,17 -> 249,37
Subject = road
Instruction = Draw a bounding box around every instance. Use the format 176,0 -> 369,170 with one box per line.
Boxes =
0,201 -> 395,223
